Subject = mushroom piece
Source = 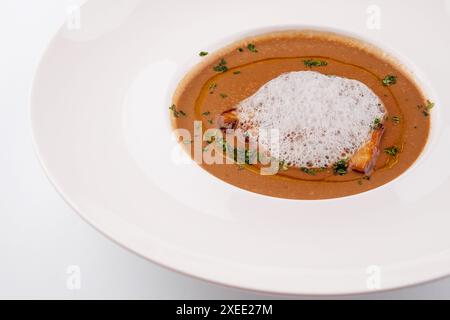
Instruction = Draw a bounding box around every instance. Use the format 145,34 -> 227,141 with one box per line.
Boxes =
349,125 -> 385,176
217,109 -> 238,130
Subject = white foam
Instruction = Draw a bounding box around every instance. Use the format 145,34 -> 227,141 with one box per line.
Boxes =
235,71 -> 386,168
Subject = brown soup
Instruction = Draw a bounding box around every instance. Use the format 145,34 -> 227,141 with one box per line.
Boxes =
170,30 -> 431,200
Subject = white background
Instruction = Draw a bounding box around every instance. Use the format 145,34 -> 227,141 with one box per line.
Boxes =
2,0 -> 450,299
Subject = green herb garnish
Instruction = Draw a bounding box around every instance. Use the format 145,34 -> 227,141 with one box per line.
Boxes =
218,138 -> 232,153
199,51 -> 208,57
220,93 -> 228,99
418,100 -> 435,117
382,75 -> 397,86
205,136 -> 215,144
233,71 -> 241,75
333,159 -> 349,176
303,59 -> 328,68
357,177 -> 371,185
233,148 -> 258,165
384,146 -> 399,157
247,43 -> 258,53
207,119 -> 213,125
213,58 -> 228,73
300,167 -> 326,175
169,104 -> 177,117
169,104 -> 186,118
372,117 -> 383,130
208,82 -> 217,93
391,116 -> 401,125
202,111 -> 211,116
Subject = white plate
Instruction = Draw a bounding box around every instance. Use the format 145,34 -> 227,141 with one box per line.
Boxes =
30,0 -> 450,295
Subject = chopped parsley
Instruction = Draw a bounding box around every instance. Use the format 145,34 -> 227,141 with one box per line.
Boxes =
303,59 -> 328,68
213,58 -> 228,73
382,75 -> 397,86
202,111 -> 211,116
391,116 -> 401,125
247,43 -> 258,53
238,148 -> 258,165
169,104 -> 186,118
208,82 -> 217,93
219,138 -> 232,153
233,71 -> 241,75
220,93 -> 228,99
358,177 -> 371,185
199,51 -> 208,57
218,146 -> 258,165
418,100 -> 434,117
333,159 -> 349,175
205,136 -> 215,144
300,167 -> 323,176
207,119 -> 213,125
372,117 -> 383,130
384,146 -> 399,157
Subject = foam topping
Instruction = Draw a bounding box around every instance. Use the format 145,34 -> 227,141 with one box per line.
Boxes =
235,71 -> 386,168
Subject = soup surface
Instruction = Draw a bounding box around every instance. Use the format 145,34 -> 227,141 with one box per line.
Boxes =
171,30 -> 431,200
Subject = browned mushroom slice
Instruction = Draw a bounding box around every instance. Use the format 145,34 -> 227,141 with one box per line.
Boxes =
217,109 -> 238,130
349,125 -> 385,176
